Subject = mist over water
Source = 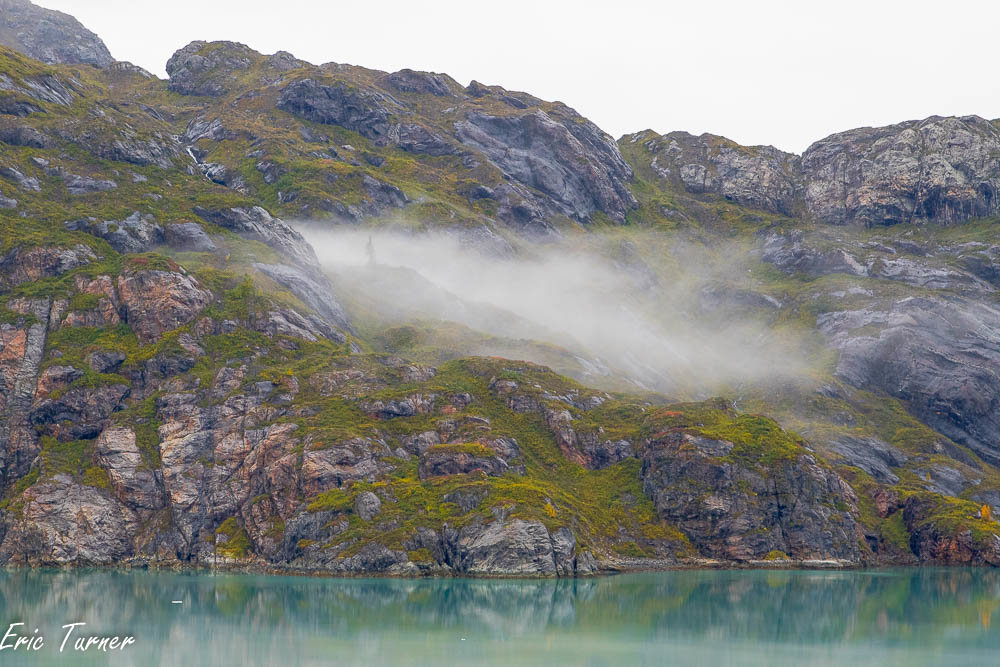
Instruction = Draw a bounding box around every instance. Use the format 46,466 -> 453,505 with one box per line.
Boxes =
299,227 -> 811,396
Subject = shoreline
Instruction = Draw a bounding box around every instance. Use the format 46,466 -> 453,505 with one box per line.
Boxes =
2,557 -> 964,580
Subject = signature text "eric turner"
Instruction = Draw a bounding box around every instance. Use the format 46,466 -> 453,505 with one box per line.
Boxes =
0,622 -> 135,652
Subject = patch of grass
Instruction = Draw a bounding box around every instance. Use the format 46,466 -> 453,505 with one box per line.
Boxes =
881,511 -> 912,554
215,517 -> 252,559
81,466 -> 111,490
425,443 -> 496,457
0,468 -> 39,510
307,488 -> 353,513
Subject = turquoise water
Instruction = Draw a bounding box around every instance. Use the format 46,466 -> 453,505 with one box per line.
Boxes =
0,568 -> 997,665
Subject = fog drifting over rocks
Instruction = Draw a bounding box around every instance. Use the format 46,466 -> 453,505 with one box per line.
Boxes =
300,227 -> 812,397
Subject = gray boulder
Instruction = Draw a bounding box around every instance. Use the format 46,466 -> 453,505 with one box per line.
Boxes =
452,513 -> 579,576
65,212 -> 163,254
164,222 -> 216,252
354,491 -> 381,522
0,165 -> 40,191
0,125 -> 51,148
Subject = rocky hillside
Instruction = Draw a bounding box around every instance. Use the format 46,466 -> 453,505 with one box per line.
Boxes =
0,1 -> 998,574
635,115 -> 1000,226
0,0 -> 113,67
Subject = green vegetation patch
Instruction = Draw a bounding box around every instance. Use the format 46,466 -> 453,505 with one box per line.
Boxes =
215,517 -> 252,559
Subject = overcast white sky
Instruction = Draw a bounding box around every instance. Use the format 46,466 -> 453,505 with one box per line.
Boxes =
38,0 -> 1000,153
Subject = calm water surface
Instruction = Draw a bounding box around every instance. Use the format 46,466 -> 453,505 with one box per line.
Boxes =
0,568 -> 997,666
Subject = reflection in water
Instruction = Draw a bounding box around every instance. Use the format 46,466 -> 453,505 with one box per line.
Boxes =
0,569 -> 998,666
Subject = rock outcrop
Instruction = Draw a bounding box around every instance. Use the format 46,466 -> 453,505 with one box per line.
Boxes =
761,229 -> 1000,468
166,41 -> 257,97
819,296 -> 1000,466
0,0 -> 113,66
637,115 -> 1000,226
456,109 -> 637,223
641,430 -> 862,562
800,116 -> 1000,226
65,212 -> 164,254
276,78 -> 394,142
636,131 -> 801,215
116,269 -> 213,342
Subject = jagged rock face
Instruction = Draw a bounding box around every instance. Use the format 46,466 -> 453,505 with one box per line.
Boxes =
300,438 -> 392,496
0,244 -> 95,290
193,206 -> 319,271
95,427 -> 164,510
801,116 -> 1000,226
456,110 -> 637,223
166,41 -> 256,96
159,40 -> 640,231
154,392 -> 305,553
0,125 -> 52,148
903,495 -> 1000,566
30,382 -> 130,441
1,11 -> 999,577
489,377 -> 628,469
638,131 -> 801,215
57,129 -> 180,169
450,516 -> 580,576
116,269 -> 213,343
391,122 -> 454,156
0,0 -> 113,67
417,442 -> 521,480
0,298 -> 50,486
0,65 -> 74,117
825,436 -> 907,485
640,115 -> 1000,226
0,475 -> 136,565
641,431 -> 862,562
276,78 -> 394,141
